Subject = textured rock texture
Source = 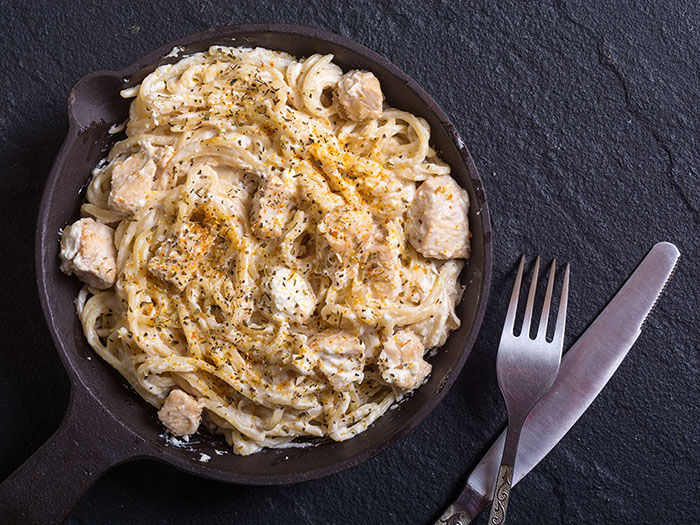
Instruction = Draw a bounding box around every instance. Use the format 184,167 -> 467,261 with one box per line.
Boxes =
0,0 -> 698,523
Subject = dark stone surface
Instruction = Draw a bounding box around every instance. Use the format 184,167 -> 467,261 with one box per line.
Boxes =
1,0 -> 698,523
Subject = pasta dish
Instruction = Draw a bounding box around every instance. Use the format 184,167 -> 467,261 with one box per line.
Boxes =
59,46 -> 470,455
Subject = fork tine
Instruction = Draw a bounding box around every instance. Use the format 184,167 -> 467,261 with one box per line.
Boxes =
552,263 -> 571,349
536,259 -> 557,339
521,256 -> 540,337
504,256 -> 525,333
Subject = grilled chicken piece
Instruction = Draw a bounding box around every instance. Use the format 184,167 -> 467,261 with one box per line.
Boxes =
108,152 -> 157,214
59,218 -> 117,289
250,171 -> 296,239
378,329 -> 431,392
336,70 -> 384,121
309,331 -> 365,391
158,389 -> 204,437
405,175 -> 470,259
364,227 -> 403,301
260,266 -> 316,324
148,219 -> 217,290
318,206 -> 374,258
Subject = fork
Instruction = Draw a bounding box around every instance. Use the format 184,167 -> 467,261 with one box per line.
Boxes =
434,256 -> 570,525
486,256 -> 570,524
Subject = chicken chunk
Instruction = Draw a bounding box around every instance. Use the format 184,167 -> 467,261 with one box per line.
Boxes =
260,266 -> 316,324
318,206 -> 374,258
378,329 -> 431,392
148,220 -> 217,290
405,175 -> 470,259
157,389 -> 204,437
59,218 -> 117,289
108,152 -> 157,214
336,70 -> 383,121
250,171 -> 296,239
364,224 -> 403,301
309,331 -> 365,391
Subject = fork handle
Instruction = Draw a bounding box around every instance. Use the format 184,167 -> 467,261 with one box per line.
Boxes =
487,464 -> 514,524
487,421 -> 522,524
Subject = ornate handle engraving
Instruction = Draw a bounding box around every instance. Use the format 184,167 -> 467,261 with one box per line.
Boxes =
435,503 -> 473,525
487,464 -> 514,524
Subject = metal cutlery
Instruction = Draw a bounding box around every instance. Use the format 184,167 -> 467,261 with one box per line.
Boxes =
434,242 -> 679,524
487,257 -> 569,523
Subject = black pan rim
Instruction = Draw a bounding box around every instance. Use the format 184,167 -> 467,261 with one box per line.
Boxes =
35,23 -> 493,485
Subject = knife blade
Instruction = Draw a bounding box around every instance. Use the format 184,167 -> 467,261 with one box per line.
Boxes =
436,241 -> 680,524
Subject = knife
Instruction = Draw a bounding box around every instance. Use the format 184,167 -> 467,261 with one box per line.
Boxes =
435,241 -> 680,524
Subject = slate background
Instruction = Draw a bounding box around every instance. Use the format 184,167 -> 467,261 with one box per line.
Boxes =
1,0 -> 698,523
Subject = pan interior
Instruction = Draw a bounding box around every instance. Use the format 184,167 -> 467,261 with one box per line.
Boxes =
38,26 -> 491,483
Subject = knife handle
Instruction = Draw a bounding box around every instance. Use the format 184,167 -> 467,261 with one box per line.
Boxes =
433,478 -> 491,524
487,464 -> 514,524
434,502 -> 474,524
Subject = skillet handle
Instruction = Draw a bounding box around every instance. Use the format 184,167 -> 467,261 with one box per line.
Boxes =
0,388 -> 149,524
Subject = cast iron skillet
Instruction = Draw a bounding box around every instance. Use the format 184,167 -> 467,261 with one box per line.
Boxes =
0,24 -> 492,523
